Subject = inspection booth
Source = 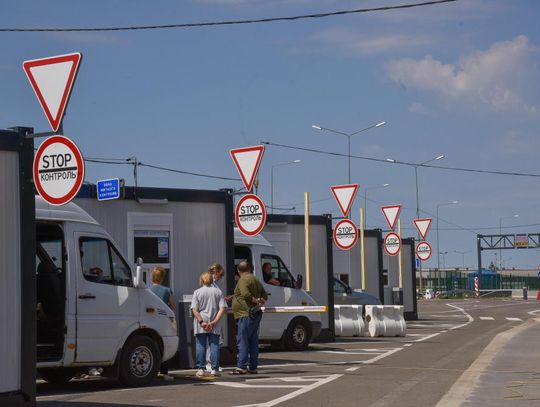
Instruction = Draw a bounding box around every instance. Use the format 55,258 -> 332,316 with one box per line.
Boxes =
74,185 -> 236,365
263,214 -> 335,341
382,237 -> 418,320
332,228 -> 385,302
0,128 -> 35,406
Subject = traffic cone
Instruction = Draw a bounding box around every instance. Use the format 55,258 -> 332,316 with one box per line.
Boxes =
537,291 -> 540,301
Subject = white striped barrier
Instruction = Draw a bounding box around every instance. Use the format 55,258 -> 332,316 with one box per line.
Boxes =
365,305 -> 406,337
334,305 -> 365,337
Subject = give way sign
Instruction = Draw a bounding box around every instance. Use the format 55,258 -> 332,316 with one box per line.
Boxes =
23,53 -> 82,132
33,136 -> 85,206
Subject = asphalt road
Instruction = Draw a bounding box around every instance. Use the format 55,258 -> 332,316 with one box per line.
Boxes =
37,299 -> 540,407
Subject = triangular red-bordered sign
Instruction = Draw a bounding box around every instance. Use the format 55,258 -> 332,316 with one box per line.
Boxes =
23,52 -> 82,132
230,145 -> 265,192
330,184 -> 359,217
413,218 -> 432,240
381,205 -> 401,230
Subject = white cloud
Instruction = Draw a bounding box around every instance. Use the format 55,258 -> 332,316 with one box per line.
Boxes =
409,102 -> 432,115
387,35 -> 540,114
312,28 -> 434,56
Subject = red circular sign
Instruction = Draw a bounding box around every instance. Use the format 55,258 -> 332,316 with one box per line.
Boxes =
416,241 -> 432,261
33,135 -> 84,206
384,232 -> 401,256
333,219 -> 358,250
235,194 -> 266,236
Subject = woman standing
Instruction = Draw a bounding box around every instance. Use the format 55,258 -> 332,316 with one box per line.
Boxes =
191,271 -> 227,377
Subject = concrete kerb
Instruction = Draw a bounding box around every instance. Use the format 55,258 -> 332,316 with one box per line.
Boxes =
436,314 -> 540,406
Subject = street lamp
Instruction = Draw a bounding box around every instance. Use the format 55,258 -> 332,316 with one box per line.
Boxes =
312,121 -> 386,184
363,183 -> 389,225
271,160 -> 301,214
499,214 -> 518,269
454,250 -> 471,269
439,251 -> 448,268
436,200 -> 458,289
387,154 -> 444,293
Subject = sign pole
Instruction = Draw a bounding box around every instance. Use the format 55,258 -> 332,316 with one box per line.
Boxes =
360,207 -> 366,291
305,192 -> 311,292
398,219 -> 403,289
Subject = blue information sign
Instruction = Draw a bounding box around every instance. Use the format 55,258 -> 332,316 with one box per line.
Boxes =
537,270 -> 540,280
97,178 -> 120,201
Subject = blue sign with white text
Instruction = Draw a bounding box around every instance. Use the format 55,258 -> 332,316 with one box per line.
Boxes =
97,178 -> 120,201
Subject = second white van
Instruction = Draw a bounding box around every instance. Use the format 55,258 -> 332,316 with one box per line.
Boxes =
234,229 -> 322,350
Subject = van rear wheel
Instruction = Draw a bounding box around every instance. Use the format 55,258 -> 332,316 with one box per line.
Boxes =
38,367 -> 77,384
284,318 -> 311,351
119,335 -> 160,387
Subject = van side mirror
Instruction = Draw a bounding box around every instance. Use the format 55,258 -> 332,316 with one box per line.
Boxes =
134,257 -> 145,288
295,274 -> 303,289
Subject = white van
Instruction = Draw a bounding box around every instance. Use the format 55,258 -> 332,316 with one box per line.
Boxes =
234,229 -> 322,350
36,197 -> 178,386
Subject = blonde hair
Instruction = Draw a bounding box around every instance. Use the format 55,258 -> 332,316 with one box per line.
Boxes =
200,271 -> 213,287
208,263 -> 225,276
151,266 -> 166,284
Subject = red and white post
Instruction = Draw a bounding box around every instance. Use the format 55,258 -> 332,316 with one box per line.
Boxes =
474,276 -> 479,298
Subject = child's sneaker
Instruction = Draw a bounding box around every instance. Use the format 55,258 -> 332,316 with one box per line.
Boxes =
196,369 -> 205,377
210,369 -> 221,377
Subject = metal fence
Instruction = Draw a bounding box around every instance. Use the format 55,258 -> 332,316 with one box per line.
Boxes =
418,271 -> 539,292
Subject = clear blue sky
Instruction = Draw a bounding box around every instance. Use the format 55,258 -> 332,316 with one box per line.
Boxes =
2,0 -> 539,270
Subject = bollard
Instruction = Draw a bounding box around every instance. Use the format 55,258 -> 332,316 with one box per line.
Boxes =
523,287 -> 528,301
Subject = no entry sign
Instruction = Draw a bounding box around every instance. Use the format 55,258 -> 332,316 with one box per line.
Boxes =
33,136 -> 84,206
384,232 -> 401,256
416,241 -> 432,261
333,219 -> 358,250
235,194 -> 266,236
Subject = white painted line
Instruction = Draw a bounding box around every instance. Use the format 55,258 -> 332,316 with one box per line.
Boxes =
404,344 -> 413,347
414,332 -> 441,342
229,374 -> 343,407
439,330 -> 448,333
505,317 -> 522,321
320,350 -> 384,355
408,323 -> 455,328
345,367 -> 359,372
527,309 -> 540,316
479,317 -> 495,321
446,303 -> 474,330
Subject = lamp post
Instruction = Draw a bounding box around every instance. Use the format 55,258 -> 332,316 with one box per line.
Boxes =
387,154 -> 444,292
454,250 -> 471,269
271,160 -> 301,214
364,183 -> 389,225
499,214 -> 518,269
312,121 -> 386,184
436,200 -> 458,290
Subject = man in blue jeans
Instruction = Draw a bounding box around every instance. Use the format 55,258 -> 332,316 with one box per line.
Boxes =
231,261 -> 268,375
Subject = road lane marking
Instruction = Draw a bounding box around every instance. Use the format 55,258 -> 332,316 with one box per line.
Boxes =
413,332 -> 441,342
446,303 -> 474,330
480,317 -> 495,320
215,374 -> 343,407
505,317 -> 522,321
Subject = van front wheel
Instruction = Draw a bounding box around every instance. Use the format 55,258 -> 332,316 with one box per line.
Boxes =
119,335 -> 160,387
284,318 -> 311,351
